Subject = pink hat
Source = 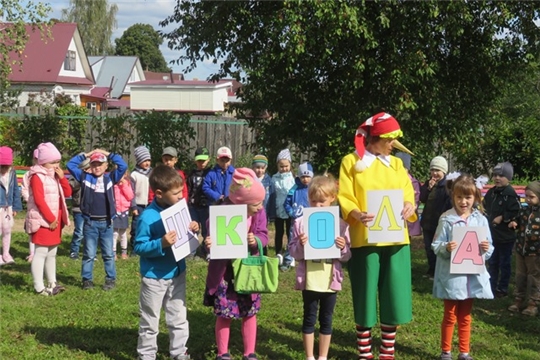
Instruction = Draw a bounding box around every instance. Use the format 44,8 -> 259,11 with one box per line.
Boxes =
229,168 -> 265,205
37,142 -> 61,165
0,146 -> 13,165
33,149 -> 39,159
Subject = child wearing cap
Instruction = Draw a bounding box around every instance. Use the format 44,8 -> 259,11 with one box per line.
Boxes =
67,155 -> 91,260
130,145 -> 153,250
203,168 -> 268,360
0,146 -> 23,265
159,146 -> 188,200
272,149 -> 295,262
202,146 -> 235,206
26,142 -> 72,295
508,181 -> 540,316
187,147 -> 211,241
420,156 -> 452,278
67,148 -> 127,291
483,161 -> 521,298
251,154 -> 274,222
282,162 -> 314,270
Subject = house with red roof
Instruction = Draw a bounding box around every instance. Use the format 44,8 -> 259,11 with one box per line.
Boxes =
6,22 -> 95,107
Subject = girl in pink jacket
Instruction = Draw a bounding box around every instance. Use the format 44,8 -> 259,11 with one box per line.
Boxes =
113,170 -> 134,259
26,143 -> 71,296
288,175 -> 351,360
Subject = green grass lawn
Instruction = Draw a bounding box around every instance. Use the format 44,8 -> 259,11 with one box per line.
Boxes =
1,232 -> 539,360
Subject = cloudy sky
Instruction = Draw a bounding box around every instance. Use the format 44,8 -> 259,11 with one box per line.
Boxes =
47,0 -> 220,80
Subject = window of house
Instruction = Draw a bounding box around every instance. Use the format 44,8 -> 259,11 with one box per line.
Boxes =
86,102 -> 97,109
64,50 -> 76,71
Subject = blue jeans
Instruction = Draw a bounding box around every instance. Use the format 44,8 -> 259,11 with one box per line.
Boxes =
188,205 -> 209,239
82,219 -> 116,282
69,211 -> 85,254
488,241 -> 514,294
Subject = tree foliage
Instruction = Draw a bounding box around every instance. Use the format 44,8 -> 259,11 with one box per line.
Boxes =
61,0 -> 118,55
0,1 -> 51,107
160,1 -> 540,176
115,23 -> 170,72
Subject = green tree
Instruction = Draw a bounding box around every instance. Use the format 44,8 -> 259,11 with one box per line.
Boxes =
0,1 -> 51,109
160,1 -> 540,175
115,23 -> 170,72
61,0 -> 118,55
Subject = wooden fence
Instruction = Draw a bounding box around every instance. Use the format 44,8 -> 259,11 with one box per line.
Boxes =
1,107 -> 258,164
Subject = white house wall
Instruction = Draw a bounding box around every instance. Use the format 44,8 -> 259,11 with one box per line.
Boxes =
124,68 -> 143,95
15,84 -> 91,106
58,38 -> 86,79
131,87 -> 227,112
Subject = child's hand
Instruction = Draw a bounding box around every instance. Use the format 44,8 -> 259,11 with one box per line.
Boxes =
508,221 -> 517,229
401,201 -> 414,221
12,211 -> 17,217
428,178 -> 437,190
446,241 -> 457,252
480,240 -> 490,253
335,236 -> 346,250
492,215 -> 503,225
247,232 -> 256,246
161,230 -> 177,248
54,167 -> 64,179
189,221 -> 199,233
204,236 -> 212,250
49,219 -> 58,230
132,209 -> 139,216
299,233 -> 308,246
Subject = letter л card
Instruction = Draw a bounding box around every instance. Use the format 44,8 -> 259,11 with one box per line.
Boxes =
450,226 -> 487,274
160,198 -> 200,261
303,206 -> 341,260
367,189 -> 405,243
209,204 -> 248,259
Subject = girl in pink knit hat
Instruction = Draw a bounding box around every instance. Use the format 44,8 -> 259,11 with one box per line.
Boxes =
26,142 -> 72,295
203,168 -> 268,360
0,146 -> 22,265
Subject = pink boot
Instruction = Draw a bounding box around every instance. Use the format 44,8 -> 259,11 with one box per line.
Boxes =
2,237 -> 15,264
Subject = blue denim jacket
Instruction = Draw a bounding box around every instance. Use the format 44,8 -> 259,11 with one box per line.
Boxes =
0,168 -> 23,211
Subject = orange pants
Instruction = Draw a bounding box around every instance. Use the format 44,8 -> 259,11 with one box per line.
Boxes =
441,299 -> 473,353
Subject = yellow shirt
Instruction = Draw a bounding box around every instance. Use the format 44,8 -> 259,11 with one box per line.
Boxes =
338,152 -> 417,248
305,259 -> 334,293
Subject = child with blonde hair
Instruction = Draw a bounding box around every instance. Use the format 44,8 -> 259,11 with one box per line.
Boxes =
432,174 -> 493,360
289,175 -> 351,360
26,142 -> 71,295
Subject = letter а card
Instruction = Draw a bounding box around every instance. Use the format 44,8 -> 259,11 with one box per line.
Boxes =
209,205 -> 248,259
450,226 -> 487,274
303,206 -> 341,260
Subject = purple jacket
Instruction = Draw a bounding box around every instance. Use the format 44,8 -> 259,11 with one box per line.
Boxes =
289,216 -> 351,291
205,205 -> 269,300
407,173 -> 422,236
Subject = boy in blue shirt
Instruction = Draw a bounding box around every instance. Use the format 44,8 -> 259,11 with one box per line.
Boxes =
67,149 -> 127,291
134,165 -> 199,360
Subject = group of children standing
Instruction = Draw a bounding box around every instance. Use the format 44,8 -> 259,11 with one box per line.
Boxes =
1,133 -> 539,360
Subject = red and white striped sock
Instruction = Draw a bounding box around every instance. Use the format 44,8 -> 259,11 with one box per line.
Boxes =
356,325 -> 373,359
379,324 -> 397,360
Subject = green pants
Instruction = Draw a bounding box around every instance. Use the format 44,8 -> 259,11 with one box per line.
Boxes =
348,245 -> 412,327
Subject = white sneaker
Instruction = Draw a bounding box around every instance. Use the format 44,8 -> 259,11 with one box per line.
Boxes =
290,258 -> 295,267
277,254 -> 283,265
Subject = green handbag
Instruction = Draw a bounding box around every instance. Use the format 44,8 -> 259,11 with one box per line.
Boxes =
232,238 -> 279,294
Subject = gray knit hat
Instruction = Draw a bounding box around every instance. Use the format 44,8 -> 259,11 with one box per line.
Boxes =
526,181 -> 540,200
430,156 -> 448,174
134,146 -> 151,165
493,162 -> 513,181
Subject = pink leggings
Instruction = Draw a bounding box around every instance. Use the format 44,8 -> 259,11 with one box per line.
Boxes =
216,315 -> 257,356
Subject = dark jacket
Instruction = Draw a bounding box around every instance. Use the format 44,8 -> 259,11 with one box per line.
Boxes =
483,185 -> 521,243
420,176 -> 452,232
515,204 -> 540,256
187,167 -> 210,208
68,176 -> 82,212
